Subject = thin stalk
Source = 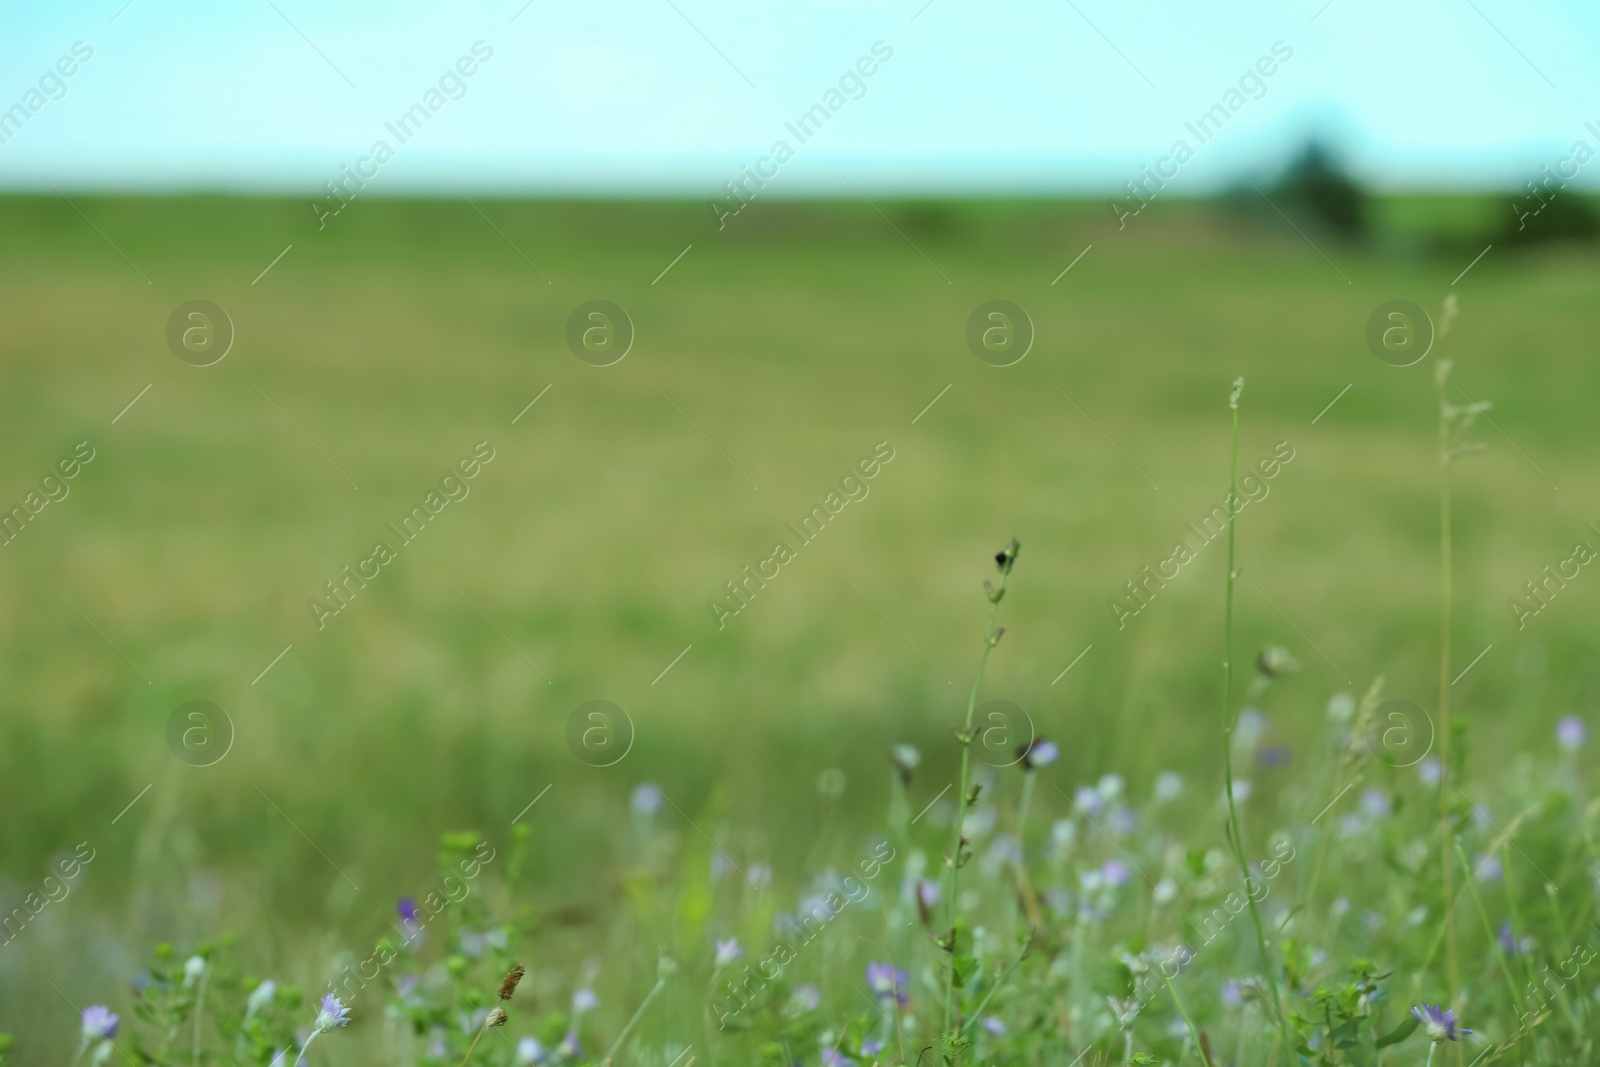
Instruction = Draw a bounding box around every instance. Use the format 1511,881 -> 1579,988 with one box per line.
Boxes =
1164,974 -> 1210,1067
456,1025 -> 487,1067
960,934 -> 1031,1039
1436,365 -> 1461,1064
295,1030 -> 321,1067
607,974 -> 667,1064
1218,378 -> 1289,1050
1454,844 -> 1523,1016
192,968 -> 208,1067
942,547 -> 1015,1035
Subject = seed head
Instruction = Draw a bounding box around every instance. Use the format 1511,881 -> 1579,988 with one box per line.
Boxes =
498,964 -> 526,1001
486,1007 -> 508,1028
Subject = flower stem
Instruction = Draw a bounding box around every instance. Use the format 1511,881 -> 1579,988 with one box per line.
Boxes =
1164,975 -> 1210,1067
611,976 -> 667,1065
1218,379 -> 1289,1051
942,556 -> 1013,1035
1435,364 -> 1461,1065
457,1025 -> 487,1067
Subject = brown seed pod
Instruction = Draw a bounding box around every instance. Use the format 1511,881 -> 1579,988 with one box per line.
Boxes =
498,964 -> 526,1001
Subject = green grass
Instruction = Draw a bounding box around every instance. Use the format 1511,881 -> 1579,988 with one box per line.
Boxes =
0,194 -> 1595,1064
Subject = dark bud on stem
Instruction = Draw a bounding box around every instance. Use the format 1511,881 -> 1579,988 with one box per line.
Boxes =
994,538 -> 1021,575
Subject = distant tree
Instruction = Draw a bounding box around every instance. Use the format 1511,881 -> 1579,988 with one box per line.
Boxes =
1272,141 -> 1368,239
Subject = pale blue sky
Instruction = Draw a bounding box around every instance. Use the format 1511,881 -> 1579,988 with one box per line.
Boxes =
0,0 -> 1596,195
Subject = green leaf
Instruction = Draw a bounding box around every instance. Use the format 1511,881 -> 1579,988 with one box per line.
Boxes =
1375,1016 -> 1419,1049
951,953 -> 979,989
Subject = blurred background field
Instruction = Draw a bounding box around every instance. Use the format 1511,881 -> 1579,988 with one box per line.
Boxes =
0,190 -> 1596,1058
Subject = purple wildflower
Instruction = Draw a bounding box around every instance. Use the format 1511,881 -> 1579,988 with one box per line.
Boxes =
1558,716 -> 1588,752
714,938 -> 743,968
865,962 -> 909,1005
314,994 -> 350,1033
1411,1004 -> 1470,1043
1360,788 -> 1392,820
1101,859 -> 1131,887
397,898 -> 418,923
861,1038 -> 885,1057
1018,737 -> 1059,770
1255,745 -> 1293,768
788,985 -> 821,1013
980,1016 -> 1008,1036
631,782 -> 663,816
821,1049 -> 854,1067
81,1006 -> 119,1041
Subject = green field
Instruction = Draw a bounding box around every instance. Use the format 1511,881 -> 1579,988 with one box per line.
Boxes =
0,195 -> 1596,1065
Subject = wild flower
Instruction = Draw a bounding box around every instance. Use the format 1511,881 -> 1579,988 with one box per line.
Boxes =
1018,737 -> 1059,770
980,1016 -> 1007,1036
1360,788 -> 1392,819
714,938 -> 743,968
1558,715 -> 1587,752
1411,1003 -> 1470,1043
1496,923 -> 1533,955
787,985 -> 822,1014
80,1006 -> 119,1042
294,994 -> 349,1065
1107,807 -> 1138,837
517,1035 -> 545,1064
313,994 -> 350,1033
1255,745 -> 1293,768
572,988 -> 598,1014
182,955 -> 207,987
1418,757 -> 1442,786
631,782 -> 663,816
1073,785 -> 1103,815
890,743 -> 921,784
866,962 -> 909,1004
245,980 -> 276,1022
1152,771 -> 1183,803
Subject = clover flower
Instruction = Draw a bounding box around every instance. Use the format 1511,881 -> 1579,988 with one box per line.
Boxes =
1411,1004 -> 1470,1043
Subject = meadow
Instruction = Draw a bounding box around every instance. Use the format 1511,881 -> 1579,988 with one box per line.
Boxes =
0,193 -> 1596,1065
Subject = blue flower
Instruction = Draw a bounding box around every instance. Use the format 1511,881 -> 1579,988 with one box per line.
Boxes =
715,938 -> 744,967
1018,738 -> 1059,770
1558,716 -> 1587,752
1411,1004 -> 1470,1043
314,994 -> 351,1033
980,1016 -> 1007,1036
397,898 -> 418,923
81,1006 -> 119,1041
865,962 -> 909,1005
